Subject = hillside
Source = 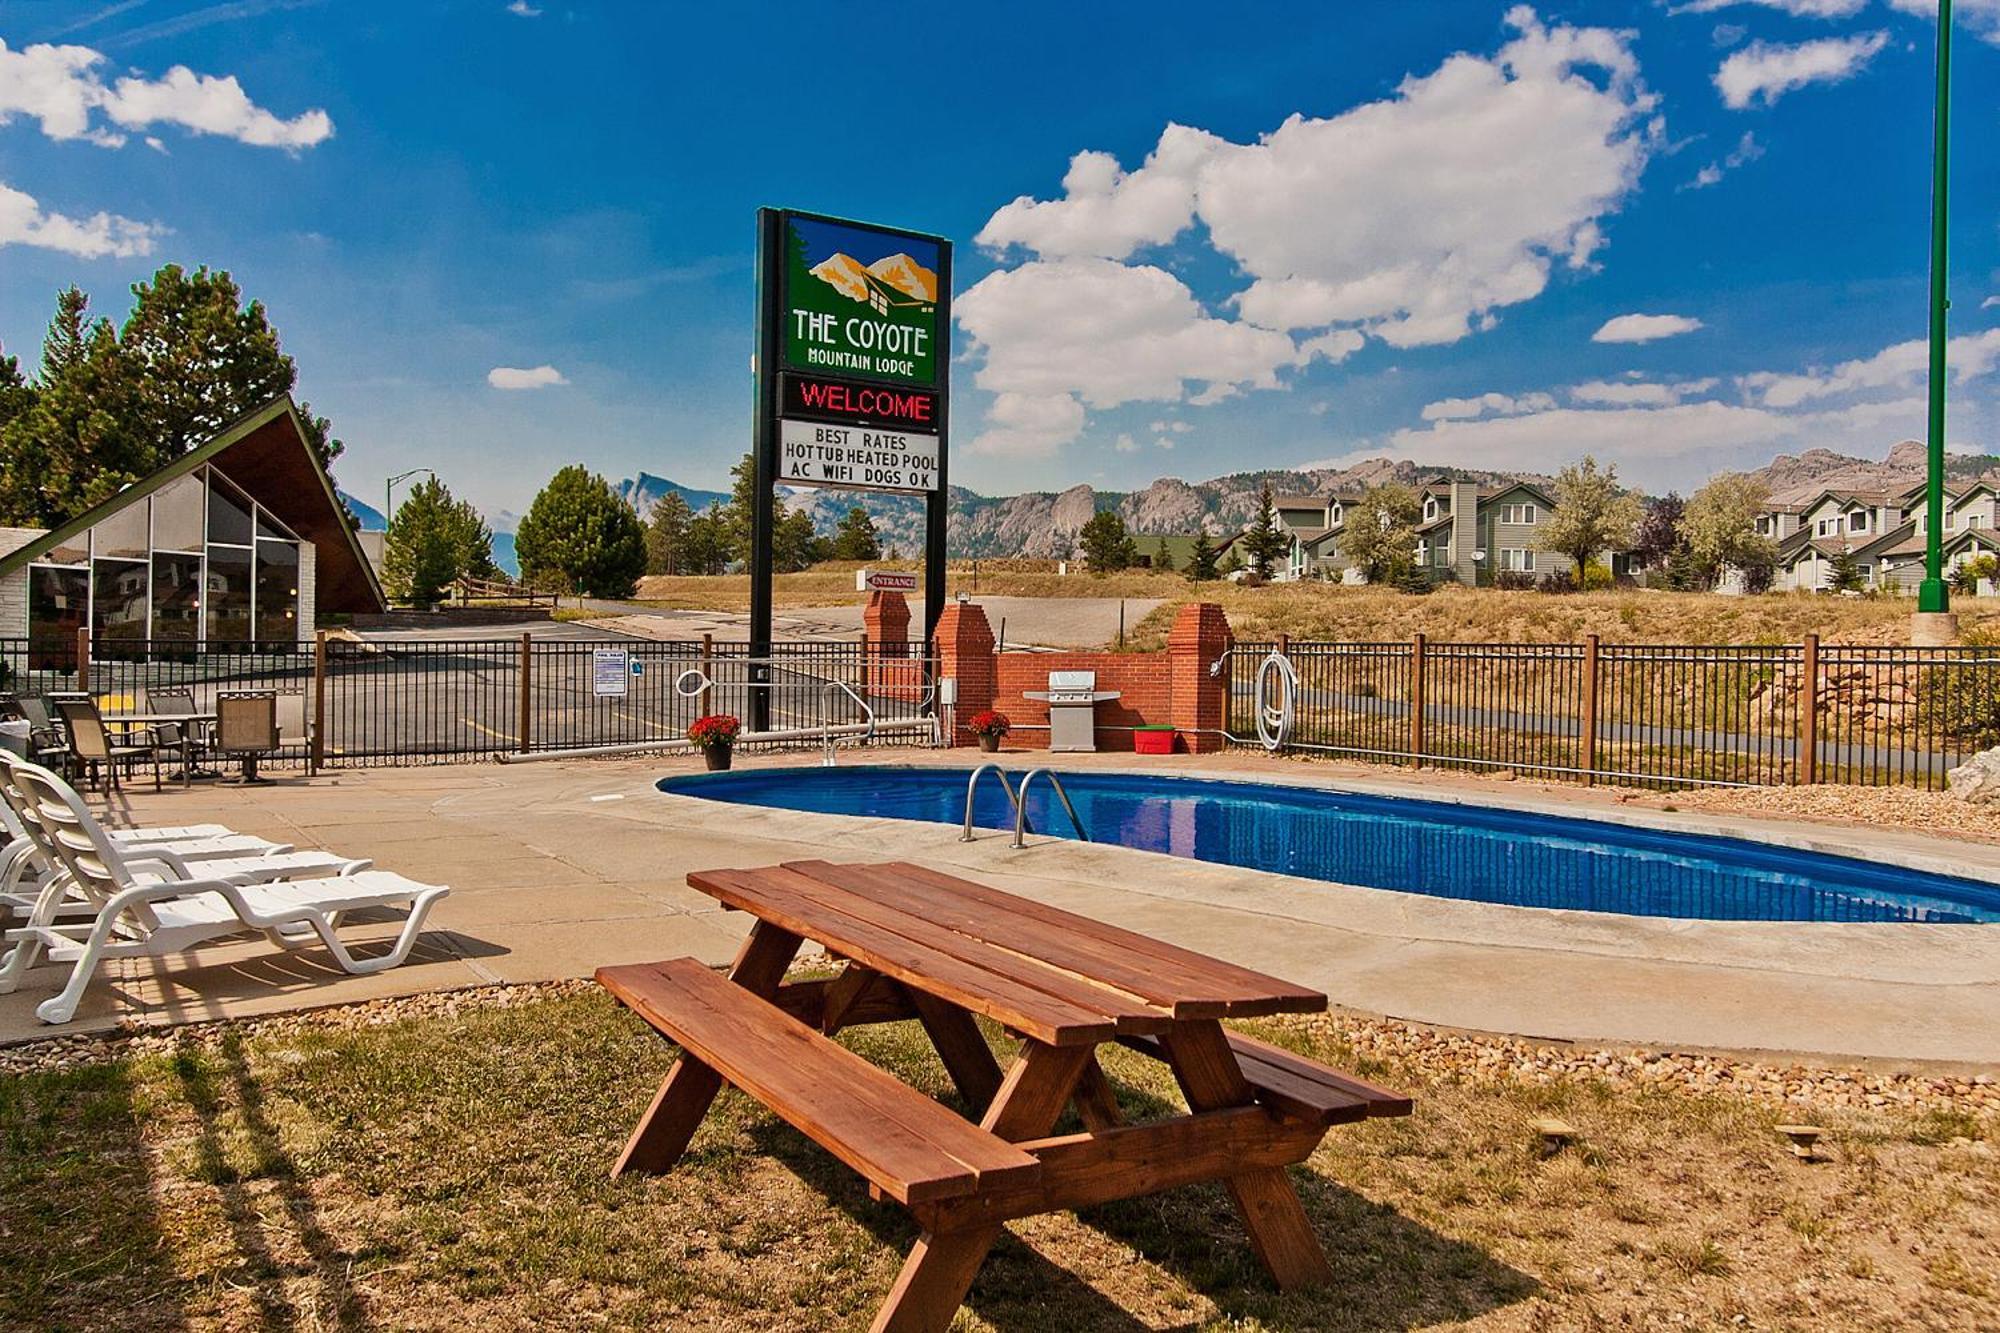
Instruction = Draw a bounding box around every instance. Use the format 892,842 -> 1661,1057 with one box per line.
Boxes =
574,440 -> 2000,564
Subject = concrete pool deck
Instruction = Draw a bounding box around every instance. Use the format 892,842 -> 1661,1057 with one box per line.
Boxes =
3,748 -> 1997,1066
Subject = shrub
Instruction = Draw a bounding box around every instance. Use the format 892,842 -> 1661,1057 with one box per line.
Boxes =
1537,568 -> 1579,594
1579,558 -> 1615,591
1492,570 -> 1537,591
1920,628 -> 2000,749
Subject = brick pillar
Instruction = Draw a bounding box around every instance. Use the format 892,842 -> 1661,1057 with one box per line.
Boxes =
862,589 -> 910,651
1168,602 -> 1232,753
862,589 -> 911,699
932,600 -> 996,747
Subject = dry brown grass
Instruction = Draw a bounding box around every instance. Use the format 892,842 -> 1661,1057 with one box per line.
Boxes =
3,989 -> 1993,1331
629,564 -> 2000,648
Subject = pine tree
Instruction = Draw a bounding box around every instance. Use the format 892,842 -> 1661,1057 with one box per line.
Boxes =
0,289 -> 146,526
1186,530 -> 1219,582
1242,482 -> 1288,580
119,264 -> 326,465
644,492 -> 693,574
382,476 -> 495,605
1150,535 -> 1174,573
515,464 -> 647,597
1078,510 -> 1137,573
831,505 -> 881,561
1829,547 -> 1867,593
772,507 -> 827,572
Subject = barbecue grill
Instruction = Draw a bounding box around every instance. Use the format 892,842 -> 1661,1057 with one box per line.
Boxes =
1023,669 -> 1122,753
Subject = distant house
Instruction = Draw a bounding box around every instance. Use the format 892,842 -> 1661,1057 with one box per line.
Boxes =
1768,481 -> 2000,594
0,395 -> 385,668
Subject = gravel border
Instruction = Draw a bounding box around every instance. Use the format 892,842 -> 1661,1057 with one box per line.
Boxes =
3,978 -> 1992,1120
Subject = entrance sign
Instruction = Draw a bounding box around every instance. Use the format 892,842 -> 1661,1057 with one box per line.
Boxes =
752,207 -> 951,729
778,418 -> 938,493
592,649 -> 630,698
864,570 -> 918,593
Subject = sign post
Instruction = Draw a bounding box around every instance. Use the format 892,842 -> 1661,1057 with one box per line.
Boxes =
752,207 -> 951,729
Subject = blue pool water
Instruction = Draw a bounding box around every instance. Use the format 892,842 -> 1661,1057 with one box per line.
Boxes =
659,766 -> 2000,924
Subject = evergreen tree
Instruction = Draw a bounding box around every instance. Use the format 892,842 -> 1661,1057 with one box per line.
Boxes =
515,464 -> 647,597
679,508 -> 733,574
382,476 -> 495,605
831,505 -> 882,561
117,264 -> 326,467
1078,509 -> 1137,573
0,289 -> 146,526
1829,547 -> 1868,593
1150,534 -> 1174,573
725,451 -> 758,563
644,492 -> 693,574
1242,482 -> 1288,579
772,507 -> 828,572
1185,530 -> 1219,582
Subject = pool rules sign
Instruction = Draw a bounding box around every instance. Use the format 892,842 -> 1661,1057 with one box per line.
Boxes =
749,207 -> 951,726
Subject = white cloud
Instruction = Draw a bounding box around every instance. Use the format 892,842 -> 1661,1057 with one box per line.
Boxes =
1420,391 -> 1558,421
0,39 -> 331,150
1675,0 -> 1867,16
1985,295 -> 2000,310
506,0 -> 544,13
1593,313 -> 1705,343
1682,131 -> 1764,190
961,7 -> 1656,456
0,180 -> 158,258
976,128 -> 1215,261
1714,32 -> 1888,109
1743,328 -> 2000,407
1568,377 -> 1716,406
1887,0 -> 2000,47
1150,420 -> 1193,433
968,391 -> 1086,459
956,258 -> 1311,455
1113,433 -> 1140,454
1154,435 -> 1176,450
487,364 -> 568,390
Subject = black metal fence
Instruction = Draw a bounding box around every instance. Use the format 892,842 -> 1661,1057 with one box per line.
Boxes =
1223,635 -> 2000,790
0,636 -> 936,768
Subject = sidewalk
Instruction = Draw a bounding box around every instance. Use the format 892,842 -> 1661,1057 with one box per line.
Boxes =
4,750 -> 1997,1066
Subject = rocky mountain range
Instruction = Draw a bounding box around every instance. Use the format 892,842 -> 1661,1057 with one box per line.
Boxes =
471,440 -> 2000,567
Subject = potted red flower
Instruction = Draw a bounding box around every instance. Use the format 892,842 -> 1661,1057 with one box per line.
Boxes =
967,709 -> 1011,753
688,714 -> 742,771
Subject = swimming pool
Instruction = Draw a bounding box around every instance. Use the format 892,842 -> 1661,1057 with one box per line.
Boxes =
659,766 -> 2000,924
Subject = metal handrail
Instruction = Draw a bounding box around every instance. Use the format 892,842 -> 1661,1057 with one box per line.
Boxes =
821,677 -> 874,765
961,763 -> 1026,841
1012,768 -> 1088,849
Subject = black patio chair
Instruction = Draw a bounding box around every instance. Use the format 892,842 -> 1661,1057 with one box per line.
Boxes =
55,698 -> 163,793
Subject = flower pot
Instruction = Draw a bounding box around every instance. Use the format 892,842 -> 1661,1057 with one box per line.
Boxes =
977,734 -> 1001,753
704,747 -> 733,771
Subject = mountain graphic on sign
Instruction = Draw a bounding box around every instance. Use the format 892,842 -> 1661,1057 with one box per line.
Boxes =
808,251 -> 937,312
808,252 -> 873,302
868,253 -> 937,303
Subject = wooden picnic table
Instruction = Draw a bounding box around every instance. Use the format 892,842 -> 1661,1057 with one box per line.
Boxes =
597,860 -> 1411,1333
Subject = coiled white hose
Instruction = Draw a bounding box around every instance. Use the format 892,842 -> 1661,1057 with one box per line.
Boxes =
1254,650 -> 1297,751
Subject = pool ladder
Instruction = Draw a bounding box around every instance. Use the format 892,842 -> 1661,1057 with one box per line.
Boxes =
962,764 -> 1089,849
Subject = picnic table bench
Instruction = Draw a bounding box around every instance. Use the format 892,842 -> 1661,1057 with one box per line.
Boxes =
597,860 -> 1411,1333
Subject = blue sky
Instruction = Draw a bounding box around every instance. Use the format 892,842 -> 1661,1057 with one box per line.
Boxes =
2,0 -> 1998,522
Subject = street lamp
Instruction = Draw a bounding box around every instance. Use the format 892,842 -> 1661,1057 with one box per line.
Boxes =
384,468 -> 435,530
1916,0 -> 1957,636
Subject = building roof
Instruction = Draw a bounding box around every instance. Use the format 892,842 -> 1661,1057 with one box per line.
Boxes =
0,395 -> 386,614
1273,494 -> 1327,510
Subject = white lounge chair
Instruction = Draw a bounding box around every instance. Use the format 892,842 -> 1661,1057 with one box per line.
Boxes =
1,762 -> 449,1024
0,754 -> 355,915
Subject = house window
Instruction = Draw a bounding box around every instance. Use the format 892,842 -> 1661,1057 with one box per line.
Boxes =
1423,498 -> 1439,521
1757,516 -> 1771,535
1500,502 -> 1538,525
27,565 -> 88,670
1848,511 -> 1867,533
1969,514 -> 1986,529
1499,548 -> 1536,572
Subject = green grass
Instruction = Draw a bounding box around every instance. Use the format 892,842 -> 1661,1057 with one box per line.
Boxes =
2,992 -> 1994,1331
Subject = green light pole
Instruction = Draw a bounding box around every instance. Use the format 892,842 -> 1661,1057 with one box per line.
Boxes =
1918,0 -> 1954,615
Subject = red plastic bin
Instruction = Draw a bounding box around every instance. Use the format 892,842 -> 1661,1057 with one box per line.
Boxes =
1133,726 -> 1177,755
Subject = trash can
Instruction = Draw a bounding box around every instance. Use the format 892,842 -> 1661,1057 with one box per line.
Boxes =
1133,725 -> 1177,755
